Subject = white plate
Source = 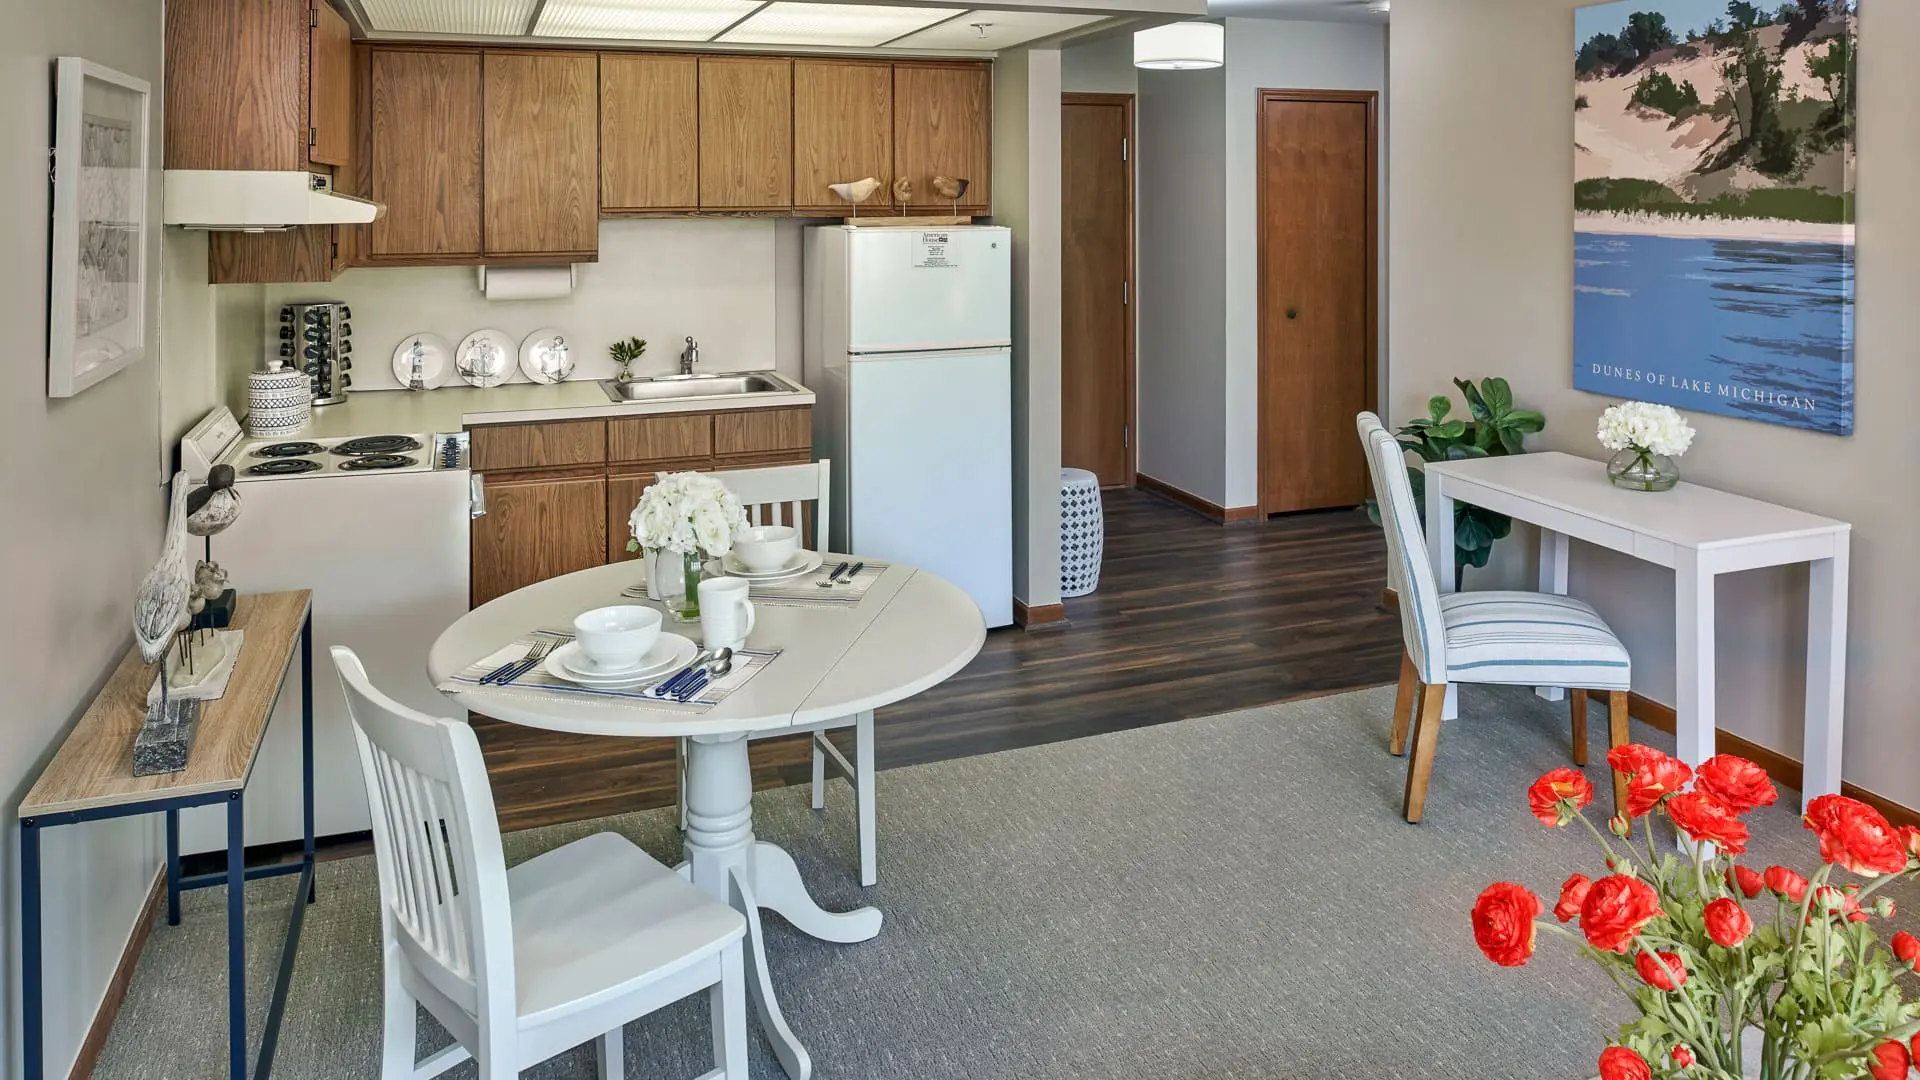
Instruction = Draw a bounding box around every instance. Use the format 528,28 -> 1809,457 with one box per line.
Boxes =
455,329 -> 515,388
519,328 -> 576,385
705,549 -> 825,581
391,333 -> 452,391
546,635 -> 697,687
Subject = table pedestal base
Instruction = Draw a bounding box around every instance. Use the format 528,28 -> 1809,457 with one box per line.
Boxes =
681,732 -> 882,1080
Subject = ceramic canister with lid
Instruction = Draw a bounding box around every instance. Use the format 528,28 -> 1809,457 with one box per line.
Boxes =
247,360 -> 311,437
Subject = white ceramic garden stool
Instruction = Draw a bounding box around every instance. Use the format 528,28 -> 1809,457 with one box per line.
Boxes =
1060,468 -> 1104,598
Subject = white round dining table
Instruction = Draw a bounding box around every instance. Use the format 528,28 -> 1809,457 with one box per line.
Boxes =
428,557 -> 986,1080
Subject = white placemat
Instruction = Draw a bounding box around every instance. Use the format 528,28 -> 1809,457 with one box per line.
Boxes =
440,629 -> 780,715
623,560 -> 890,608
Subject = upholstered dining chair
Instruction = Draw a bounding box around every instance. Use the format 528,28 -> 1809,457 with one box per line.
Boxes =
1355,414 -> 1634,823
333,647 -> 748,1080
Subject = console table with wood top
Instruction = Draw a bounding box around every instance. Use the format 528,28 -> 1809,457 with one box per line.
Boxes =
18,591 -> 316,1080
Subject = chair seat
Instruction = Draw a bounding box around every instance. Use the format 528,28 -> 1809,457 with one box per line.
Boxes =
508,832 -> 744,1025
1440,592 -> 1631,691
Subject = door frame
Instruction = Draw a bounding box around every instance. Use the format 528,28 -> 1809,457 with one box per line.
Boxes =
1254,87 -> 1379,517
1062,91 -> 1137,488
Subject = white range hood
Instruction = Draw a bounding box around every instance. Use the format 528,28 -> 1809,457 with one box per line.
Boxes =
163,170 -> 384,231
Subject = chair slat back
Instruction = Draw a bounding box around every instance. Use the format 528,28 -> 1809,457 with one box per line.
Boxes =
332,647 -> 515,1027
714,459 -> 832,551
1356,414 -> 1448,684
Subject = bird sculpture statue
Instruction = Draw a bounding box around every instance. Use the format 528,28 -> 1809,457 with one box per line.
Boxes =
827,177 -> 882,219
891,177 -> 914,211
134,473 -> 195,671
186,465 -> 241,538
931,175 -> 970,216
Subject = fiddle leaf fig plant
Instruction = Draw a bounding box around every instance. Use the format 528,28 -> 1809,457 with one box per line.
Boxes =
608,336 -> 648,381
1369,377 -> 1546,573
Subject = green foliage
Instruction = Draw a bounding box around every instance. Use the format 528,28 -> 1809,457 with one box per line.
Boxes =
1574,178 -> 1852,224
607,336 -> 648,379
1621,12 -> 1677,64
1576,12 -> 1676,77
1805,36 -> 1854,147
1575,94 -> 1590,112
1726,0 -> 1771,31
1630,70 -> 1702,117
1716,31 -> 1799,178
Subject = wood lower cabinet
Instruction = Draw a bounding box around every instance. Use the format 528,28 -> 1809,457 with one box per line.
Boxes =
471,474 -> 608,607
699,57 -> 793,211
894,62 -> 991,214
370,48 -> 484,260
484,51 -> 599,258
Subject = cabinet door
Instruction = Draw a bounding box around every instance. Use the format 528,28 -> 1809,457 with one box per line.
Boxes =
893,63 -> 991,213
165,0 -> 309,171
484,51 -> 599,257
607,466 -> 709,563
792,60 -> 892,214
699,57 -> 792,211
370,49 -> 483,258
208,228 -> 336,284
308,0 -> 353,167
471,475 -> 608,607
601,54 -> 699,212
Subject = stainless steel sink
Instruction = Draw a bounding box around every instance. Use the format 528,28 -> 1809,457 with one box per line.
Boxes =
600,371 -> 800,403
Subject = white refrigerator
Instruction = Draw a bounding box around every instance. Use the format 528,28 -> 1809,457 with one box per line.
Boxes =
804,225 -> 1014,627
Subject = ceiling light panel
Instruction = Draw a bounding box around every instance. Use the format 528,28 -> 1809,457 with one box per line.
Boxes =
535,0 -> 765,40
884,9 -> 1104,50
360,0 -> 539,35
719,3 -> 963,47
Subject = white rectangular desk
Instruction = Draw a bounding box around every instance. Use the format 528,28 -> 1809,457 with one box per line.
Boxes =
1424,452 -> 1850,810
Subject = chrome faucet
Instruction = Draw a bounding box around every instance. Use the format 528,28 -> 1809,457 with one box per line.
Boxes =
680,336 -> 700,375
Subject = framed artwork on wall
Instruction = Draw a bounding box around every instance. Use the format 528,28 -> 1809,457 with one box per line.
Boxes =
48,56 -> 150,399
1572,0 -> 1857,435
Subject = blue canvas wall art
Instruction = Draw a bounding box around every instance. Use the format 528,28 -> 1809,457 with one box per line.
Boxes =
1573,0 -> 1856,435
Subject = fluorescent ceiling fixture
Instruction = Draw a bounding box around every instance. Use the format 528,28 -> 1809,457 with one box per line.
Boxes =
719,2 -> 963,47
535,0 -> 764,40
885,10 -> 1105,50
1133,21 -> 1223,69
360,0 -> 539,34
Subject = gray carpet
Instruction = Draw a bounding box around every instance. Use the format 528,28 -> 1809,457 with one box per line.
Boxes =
93,685 -> 1916,1080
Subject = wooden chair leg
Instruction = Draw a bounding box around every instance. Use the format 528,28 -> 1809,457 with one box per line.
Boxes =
1389,650 -> 1417,757
1569,689 -> 1590,767
1403,681 -> 1448,824
1607,690 -> 1631,814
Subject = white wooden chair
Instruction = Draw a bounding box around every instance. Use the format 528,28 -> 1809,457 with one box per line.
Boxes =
331,646 -> 748,1080
688,460 -> 879,887
1355,414 -> 1634,823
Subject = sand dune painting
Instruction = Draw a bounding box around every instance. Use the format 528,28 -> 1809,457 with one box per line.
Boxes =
1574,0 -> 1856,435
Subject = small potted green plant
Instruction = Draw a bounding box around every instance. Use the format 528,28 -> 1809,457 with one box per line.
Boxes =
608,336 -> 647,382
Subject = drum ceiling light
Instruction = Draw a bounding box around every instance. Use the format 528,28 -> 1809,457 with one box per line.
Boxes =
1133,21 -> 1223,70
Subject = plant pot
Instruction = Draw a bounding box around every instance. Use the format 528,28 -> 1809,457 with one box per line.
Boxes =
1606,447 -> 1680,492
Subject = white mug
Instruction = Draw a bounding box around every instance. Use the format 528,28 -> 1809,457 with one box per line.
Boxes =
698,577 -> 756,651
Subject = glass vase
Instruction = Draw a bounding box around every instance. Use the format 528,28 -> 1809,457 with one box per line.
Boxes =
657,550 -> 706,622
1606,447 -> 1680,492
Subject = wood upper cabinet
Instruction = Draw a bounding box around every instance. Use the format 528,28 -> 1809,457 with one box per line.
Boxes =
369,48 -> 483,259
484,51 -> 599,257
470,475 -> 608,607
894,62 -> 991,213
601,53 -> 699,213
792,59 -> 893,214
699,57 -> 793,211
308,1 -> 353,167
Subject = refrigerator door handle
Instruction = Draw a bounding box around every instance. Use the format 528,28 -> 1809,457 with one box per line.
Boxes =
470,473 -> 487,519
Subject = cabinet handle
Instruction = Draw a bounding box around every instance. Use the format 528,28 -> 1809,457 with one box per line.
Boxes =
470,473 -> 487,519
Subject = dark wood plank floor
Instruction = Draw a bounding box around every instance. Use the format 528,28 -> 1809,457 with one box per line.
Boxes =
474,489 -> 1404,833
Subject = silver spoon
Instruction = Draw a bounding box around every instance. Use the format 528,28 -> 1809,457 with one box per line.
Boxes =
707,647 -> 734,677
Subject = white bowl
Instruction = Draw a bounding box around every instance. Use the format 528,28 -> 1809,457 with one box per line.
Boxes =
732,525 -> 800,574
572,605 -> 662,671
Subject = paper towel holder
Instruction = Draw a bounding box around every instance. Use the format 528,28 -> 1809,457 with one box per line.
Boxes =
475,264 -> 576,300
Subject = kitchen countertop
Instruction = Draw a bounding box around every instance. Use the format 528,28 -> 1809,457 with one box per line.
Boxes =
298,377 -> 815,438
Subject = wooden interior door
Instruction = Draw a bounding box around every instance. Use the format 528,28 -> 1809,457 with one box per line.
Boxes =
1061,94 -> 1133,488
1257,90 -> 1376,515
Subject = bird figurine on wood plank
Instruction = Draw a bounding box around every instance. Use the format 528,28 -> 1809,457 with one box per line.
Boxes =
185,464 -> 241,538
892,177 -> 914,211
828,177 -> 882,218
931,175 -> 970,216
134,473 -> 195,671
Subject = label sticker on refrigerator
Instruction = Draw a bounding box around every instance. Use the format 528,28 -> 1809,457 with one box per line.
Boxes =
912,231 -> 959,269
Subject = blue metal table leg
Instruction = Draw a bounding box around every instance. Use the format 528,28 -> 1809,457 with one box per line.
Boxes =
301,612 -> 315,904
226,792 -> 247,1080
22,818 -> 44,1080
167,808 -> 182,925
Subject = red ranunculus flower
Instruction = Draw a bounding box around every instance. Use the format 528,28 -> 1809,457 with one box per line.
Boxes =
1666,792 -> 1750,854
1764,865 -> 1809,903
1634,950 -> 1687,990
1703,898 -> 1752,947
1901,825 -> 1920,866
1912,1035 -> 1919,1073
1580,874 -> 1663,953
1868,1041 -> 1910,1080
1554,873 -> 1591,923
1727,865 -> 1765,899
1528,767 -> 1595,827
1471,882 -> 1544,967
1693,754 -> 1777,813
1598,1045 -> 1653,1080
1892,931 -> 1920,971
1671,1045 -> 1696,1068
1804,795 -> 1910,877
1608,745 -> 1691,817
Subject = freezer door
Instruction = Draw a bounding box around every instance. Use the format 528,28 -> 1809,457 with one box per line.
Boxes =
847,227 -> 1012,353
849,349 -> 1014,627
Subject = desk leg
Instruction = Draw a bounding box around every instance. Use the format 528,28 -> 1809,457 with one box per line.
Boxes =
22,817 -> 44,1080
226,793 -> 247,1080
166,808 -> 182,926
1536,529 -> 1570,702
301,612 -> 316,903
1802,546 -> 1849,809
1674,552 -> 1716,770
1425,476 -> 1461,721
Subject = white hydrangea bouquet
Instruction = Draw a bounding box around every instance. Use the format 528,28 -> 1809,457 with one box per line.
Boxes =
1598,401 -> 1695,492
627,472 -> 748,616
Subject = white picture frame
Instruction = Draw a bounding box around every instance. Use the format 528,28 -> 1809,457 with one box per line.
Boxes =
48,56 -> 150,399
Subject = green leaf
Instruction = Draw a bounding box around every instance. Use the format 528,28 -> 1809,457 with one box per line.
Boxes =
1481,376 -> 1515,416
1427,396 -> 1452,422
1505,409 -> 1547,434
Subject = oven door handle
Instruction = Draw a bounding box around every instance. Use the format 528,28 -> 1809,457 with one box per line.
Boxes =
470,473 -> 487,519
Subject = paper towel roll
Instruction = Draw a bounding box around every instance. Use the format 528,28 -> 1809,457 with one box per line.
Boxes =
477,265 -> 575,301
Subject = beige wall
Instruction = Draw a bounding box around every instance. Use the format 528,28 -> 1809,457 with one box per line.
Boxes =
1389,0 -> 1920,809
4,2 -> 175,1074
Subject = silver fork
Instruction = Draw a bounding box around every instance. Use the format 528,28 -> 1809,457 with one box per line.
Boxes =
482,637 -> 549,684
489,637 -> 559,685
